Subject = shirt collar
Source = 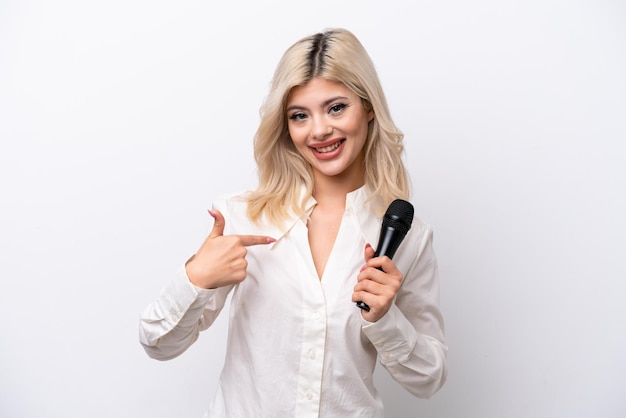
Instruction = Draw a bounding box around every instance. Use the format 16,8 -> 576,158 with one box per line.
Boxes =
266,185 -> 384,250
346,186 -> 385,247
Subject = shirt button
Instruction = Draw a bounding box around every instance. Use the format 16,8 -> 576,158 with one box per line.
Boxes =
310,351 -> 316,360
306,392 -> 314,400
313,312 -> 321,320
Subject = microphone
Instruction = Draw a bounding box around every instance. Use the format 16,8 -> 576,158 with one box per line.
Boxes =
356,199 -> 414,312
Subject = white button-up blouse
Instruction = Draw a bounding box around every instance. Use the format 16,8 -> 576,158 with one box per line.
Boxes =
139,186 -> 447,417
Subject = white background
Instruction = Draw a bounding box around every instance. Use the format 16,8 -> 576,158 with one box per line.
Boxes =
1,1 -> 625,417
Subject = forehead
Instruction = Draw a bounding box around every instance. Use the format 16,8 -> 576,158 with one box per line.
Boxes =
287,77 -> 355,105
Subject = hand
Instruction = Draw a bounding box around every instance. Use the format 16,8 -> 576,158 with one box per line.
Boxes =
185,209 -> 275,289
352,243 -> 403,322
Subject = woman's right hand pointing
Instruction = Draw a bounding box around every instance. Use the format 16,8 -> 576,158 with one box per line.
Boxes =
185,209 -> 276,289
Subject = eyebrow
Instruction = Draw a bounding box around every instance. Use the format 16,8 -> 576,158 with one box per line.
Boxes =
286,96 -> 350,112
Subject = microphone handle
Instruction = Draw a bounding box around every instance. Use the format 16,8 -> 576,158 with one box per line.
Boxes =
355,301 -> 371,311
356,228 -> 405,312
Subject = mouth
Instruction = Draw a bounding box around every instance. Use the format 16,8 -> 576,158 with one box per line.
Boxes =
312,139 -> 345,153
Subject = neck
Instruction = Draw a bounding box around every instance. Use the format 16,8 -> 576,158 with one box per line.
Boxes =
312,173 -> 364,208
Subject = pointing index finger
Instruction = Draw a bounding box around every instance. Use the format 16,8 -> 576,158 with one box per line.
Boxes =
238,235 -> 276,246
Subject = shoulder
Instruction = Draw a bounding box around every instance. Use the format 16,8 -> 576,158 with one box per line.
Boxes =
211,191 -> 253,234
392,209 -> 437,274
408,212 -> 433,238
407,214 -> 434,254
211,191 -> 281,237
212,190 -> 251,212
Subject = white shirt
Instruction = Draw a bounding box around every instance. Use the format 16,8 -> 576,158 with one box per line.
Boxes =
139,186 -> 447,417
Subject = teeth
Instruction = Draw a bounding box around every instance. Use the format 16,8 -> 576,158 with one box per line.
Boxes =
316,141 -> 341,153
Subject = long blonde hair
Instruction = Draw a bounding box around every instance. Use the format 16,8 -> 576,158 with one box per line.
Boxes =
247,28 -> 410,228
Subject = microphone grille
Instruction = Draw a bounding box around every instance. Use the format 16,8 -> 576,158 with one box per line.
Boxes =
382,199 -> 414,235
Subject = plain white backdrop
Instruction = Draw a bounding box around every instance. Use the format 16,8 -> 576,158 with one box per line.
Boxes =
1,1 -> 625,417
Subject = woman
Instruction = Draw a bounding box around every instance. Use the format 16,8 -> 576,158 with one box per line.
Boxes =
139,28 -> 447,417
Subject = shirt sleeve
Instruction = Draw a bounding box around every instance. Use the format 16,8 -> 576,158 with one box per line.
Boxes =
360,225 -> 448,399
138,263 -> 234,361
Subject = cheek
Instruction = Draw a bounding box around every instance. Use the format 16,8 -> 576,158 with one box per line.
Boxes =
287,126 -> 296,144
347,117 -> 370,140
288,126 -> 307,147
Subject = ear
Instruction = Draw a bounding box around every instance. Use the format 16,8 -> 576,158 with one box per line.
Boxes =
361,98 -> 374,122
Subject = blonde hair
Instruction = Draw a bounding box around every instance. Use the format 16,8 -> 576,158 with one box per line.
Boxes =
247,28 -> 410,228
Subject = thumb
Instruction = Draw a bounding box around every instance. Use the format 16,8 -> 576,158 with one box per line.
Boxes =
359,243 -> 376,272
208,209 -> 225,238
363,243 -> 375,262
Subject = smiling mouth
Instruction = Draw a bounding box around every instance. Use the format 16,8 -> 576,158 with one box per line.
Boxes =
314,140 -> 344,153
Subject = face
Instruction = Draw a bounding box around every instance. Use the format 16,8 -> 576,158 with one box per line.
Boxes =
286,77 -> 374,186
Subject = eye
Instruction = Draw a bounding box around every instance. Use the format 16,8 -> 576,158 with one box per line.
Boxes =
329,103 -> 347,114
288,112 -> 308,121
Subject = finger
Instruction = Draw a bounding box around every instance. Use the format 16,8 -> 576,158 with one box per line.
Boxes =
377,256 -> 401,275
358,261 -> 402,287
358,243 -> 376,273
354,278 -> 383,295
238,234 -> 276,247
352,290 -> 375,307
208,209 -> 225,238
357,265 -> 383,282
364,254 -> 398,275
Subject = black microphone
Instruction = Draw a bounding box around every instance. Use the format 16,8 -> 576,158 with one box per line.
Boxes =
356,199 -> 414,312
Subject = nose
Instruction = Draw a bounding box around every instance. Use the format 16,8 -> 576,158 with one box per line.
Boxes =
311,116 -> 332,140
